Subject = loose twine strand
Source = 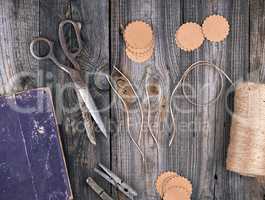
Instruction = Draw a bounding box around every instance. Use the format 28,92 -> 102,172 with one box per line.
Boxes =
169,61 -> 234,146
113,66 -> 145,145
106,66 -> 164,162
105,62 -> 265,177
105,66 -> 145,162
140,65 -> 161,154
145,85 -> 160,151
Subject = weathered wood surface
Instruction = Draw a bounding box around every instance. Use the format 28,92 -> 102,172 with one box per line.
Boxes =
0,0 -> 110,200
0,0 -> 265,199
111,0 -> 265,200
38,1 -> 110,200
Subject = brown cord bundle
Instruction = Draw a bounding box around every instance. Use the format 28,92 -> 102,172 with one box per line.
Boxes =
226,82 -> 265,177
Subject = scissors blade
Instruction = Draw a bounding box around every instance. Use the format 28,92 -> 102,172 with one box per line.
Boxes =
71,72 -> 108,138
78,87 -> 107,138
76,93 -> 97,145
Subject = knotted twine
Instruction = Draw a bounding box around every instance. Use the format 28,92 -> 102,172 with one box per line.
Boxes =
170,61 -> 265,177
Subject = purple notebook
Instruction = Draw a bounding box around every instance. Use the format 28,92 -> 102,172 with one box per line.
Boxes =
0,88 -> 73,200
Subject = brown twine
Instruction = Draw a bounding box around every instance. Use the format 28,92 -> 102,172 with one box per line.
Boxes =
105,66 -> 145,162
169,61 -> 234,146
106,62 -> 265,177
226,82 -> 265,177
170,61 -> 265,177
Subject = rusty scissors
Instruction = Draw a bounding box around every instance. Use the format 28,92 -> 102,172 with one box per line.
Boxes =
30,20 -> 107,145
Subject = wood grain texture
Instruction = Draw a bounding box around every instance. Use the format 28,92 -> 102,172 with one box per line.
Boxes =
111,1 -> 171,200
111,0 -> 265,200
212,1 -> 262,200
250,0 -> 265,82
70,0 -> 111,199
0,0 -> 38,95
38,0 -> 110,199
0,0 -> 109,199
1,0 -> 265,199
250,0 -> 265,198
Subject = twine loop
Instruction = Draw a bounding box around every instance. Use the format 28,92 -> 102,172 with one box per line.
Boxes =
169,61 -> 234,146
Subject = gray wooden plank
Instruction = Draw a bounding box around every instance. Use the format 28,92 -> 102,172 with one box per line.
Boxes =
36,0 -> 87,199
213,1 -> 262,200
250,0 -> 265,82
249,0 -> 265,198
199,1 -> 262,200
0,0 -> 110,200
70,0 -> 111,199
38,0 -> 110,199
164,0 -> 261,199
168,0 -> 219,199
215,1 -> 256,199
111,0 -> 264,200
1,0 -> 265,200
0,0 -> 38,95
111,1 -> 172,200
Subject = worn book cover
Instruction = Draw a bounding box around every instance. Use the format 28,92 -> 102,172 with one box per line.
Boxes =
0,88 -> 73,200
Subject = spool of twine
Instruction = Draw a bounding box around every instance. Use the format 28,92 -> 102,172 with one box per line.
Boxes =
226,82 -> 265,177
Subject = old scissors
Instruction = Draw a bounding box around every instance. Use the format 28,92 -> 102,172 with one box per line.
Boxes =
30,20 -> 107,145
90,163 -> 137,200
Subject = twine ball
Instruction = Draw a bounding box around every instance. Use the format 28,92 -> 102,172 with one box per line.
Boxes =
226,82 -> 265,177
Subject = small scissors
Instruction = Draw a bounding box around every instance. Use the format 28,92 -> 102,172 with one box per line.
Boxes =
30,20 -> 107,145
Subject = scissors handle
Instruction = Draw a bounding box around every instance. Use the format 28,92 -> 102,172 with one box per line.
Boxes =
59,20 -> 82,63
30,37 -> 54,60
30,37 -> 74,74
